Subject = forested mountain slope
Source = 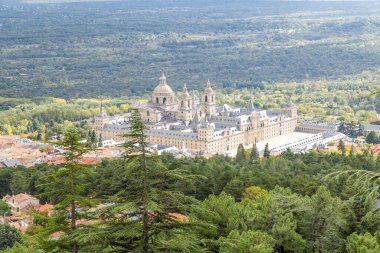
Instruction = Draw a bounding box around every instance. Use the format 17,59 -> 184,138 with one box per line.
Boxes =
0,0 -> 379,98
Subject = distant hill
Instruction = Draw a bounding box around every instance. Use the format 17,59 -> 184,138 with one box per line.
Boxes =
0,0 -> 379,98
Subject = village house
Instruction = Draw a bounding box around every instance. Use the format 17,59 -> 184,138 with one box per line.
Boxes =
2,193 -> 40,216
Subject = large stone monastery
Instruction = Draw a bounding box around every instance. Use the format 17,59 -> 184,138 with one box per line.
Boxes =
93,73 -> 298,153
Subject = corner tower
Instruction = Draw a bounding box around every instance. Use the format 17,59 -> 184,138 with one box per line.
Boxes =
94,100 -> 108,133
286,98 -> 297,118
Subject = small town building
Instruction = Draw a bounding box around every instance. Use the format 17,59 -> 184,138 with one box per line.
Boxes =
2,193 -> 40,216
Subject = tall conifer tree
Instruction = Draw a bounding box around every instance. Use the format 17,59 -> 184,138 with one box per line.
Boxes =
38,131 -> 92,253
90,109 -> 200,252
263,143 -> 270,158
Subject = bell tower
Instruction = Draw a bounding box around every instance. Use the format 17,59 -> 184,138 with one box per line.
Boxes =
94,99 -> 108,134
202,79 -> 216,116
178,83 -> 193,123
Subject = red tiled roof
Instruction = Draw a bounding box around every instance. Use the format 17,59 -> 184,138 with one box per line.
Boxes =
49,231 -> 65,239
168,213 -> 189,222
33,203 -> 54,213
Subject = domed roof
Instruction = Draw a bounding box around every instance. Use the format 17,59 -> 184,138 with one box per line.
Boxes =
153,72 -> 174,95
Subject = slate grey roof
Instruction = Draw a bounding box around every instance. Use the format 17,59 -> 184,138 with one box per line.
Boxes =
363,124 -> 380,132
3,159 -> 22,167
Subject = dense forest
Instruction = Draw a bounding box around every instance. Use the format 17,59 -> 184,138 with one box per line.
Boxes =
0,113 -> 380,252
0,0 -> 379,98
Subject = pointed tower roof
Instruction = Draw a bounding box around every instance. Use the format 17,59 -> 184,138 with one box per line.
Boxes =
287,98 -> 295,107
247,99 -> 255,111
192,110 -> 201,125
192,90 -> 198,100
204,79 -> 213,93
98,99 -> 108,118
181,83 -> 190,98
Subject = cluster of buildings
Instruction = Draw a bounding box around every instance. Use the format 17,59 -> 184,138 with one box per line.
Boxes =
1,193 -> 54,233
92,73 -> 298,154
0,135 -> 122,168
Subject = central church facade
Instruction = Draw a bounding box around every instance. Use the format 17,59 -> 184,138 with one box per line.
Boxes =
94,73 -> 298,154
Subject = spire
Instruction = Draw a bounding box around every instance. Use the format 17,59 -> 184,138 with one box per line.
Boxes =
206,79 -> 211,88
98,98 -> 107,118
192,90 -> 198,100
287,97 -> 295,107
192,110 -> 201,125
182,83 -> 188,93
248,99 -> 255,111
159,71 -> 167,86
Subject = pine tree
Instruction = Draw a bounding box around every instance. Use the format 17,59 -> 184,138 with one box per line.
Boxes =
235,144 -> 246,164
36,132 -> 42,141
38,131 -> 92,253
263,143 -> 270,158
87,130 -> 92,143
98,134 -> 103,147
338,139 -> 346,156
249,142 -> 260,163
349,144 -> 355,157
90,130 -> 97,145
366,131 -> 379,144
87,109 -> 199,252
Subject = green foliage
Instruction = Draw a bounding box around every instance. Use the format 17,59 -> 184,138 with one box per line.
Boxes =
0,225 -> 22,250
298,186 -> 348,252
366,131 -> 380,144
338,139 -> 346,156
37,131 -> 93,253
242,186 -> 268,202
249,143 -> 260,163
235,144 -> 246,165
1,1 -> 380,103
0,200 -> 9,216
0,242 -> 42,253
1,141 -> 380,252
219,230 -> 276,253
347,232 -> 380,253
79,109 -> 200,252
263,143 -> 270,158
10,171 -> 29,195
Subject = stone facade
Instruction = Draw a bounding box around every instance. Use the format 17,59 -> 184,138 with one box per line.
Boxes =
92,73 -> 297,154
3,193 -> 40,216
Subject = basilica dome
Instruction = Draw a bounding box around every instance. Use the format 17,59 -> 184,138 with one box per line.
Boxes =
153,73 -> 174,95
152,72 -> 175,105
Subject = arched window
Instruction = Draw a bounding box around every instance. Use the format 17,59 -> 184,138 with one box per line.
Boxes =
156,97 -> 159,104
181,101 -> 184,108
205,96 -> 208,102
163,97 -> 167,104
